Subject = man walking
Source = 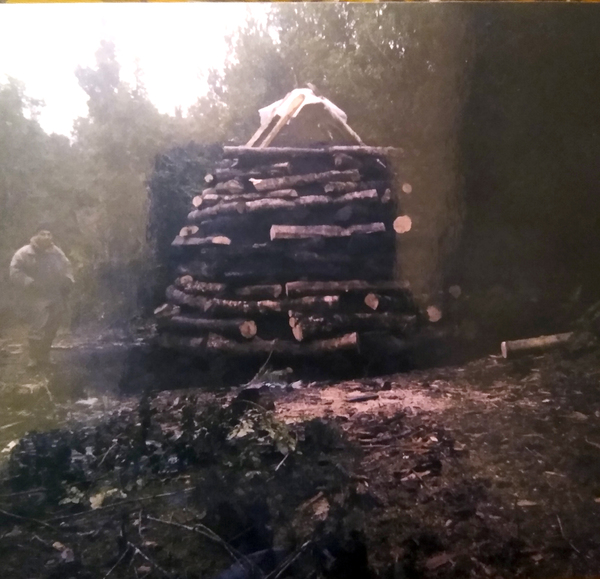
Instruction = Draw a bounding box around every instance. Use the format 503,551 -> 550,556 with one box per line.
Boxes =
9,226 -> 74,368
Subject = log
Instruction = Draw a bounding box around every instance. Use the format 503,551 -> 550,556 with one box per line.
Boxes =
290,313 -> 417,341
364,293 -> 413,312
250,169 -> 360,192
175,276 -> 226,296
172,235 -> 231,247
214,162 -> 292,181
323,180 -> 389,194
334,153 -> 362,170
285,280 -> 411,298
223,146 -> 398,158
215,179 -> 246,195
167,286 -> 340,316
231,284 -> 283,300
154,303 -> 180,318
204,332 -> 359,355
270,223 -> 385,240
187,190 -> 379,222
500,332 -> 573,359
160,315 -> 257,339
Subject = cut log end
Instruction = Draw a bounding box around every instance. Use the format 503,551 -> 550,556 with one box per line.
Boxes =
501,332 -> 573,359
448,285 -> 462,299
393,215 -> 412,234
292,325 -> 304,342
427,306 -> 443,323
402,183 -> 412,194
179,225 -> 199,238
192,195 -> 203,208
364,293 -> 379,311
240,320 -> 258,339
212,236 -> 232,245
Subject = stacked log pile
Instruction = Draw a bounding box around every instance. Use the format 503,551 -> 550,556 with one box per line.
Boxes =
155,146 -> 421,358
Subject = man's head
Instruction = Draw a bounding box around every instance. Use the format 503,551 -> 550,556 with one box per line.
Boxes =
31,226 -> 54,251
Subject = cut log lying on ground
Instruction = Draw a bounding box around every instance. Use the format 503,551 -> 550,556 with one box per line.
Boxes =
364,293 -> 412,312
249,169 -> 360,192
223,145 -> 397,158
270,223 -> 385,240
500,332 -> 573,359
285,280 -> 410,298
324,180 -> 388,194
187,190 -> 379,222
172,235 -> 231,247
160,315 -> 257,339
289,313 -> 417,341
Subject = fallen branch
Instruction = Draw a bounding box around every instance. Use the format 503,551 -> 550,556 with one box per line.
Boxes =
128,541 -> 173,579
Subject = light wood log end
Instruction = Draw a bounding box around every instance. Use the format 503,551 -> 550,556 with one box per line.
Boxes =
427,306 -> 442,323
393,215 -> 412,234
240,320 -> 257,339
192,195 -> 203,208
364,293 -> 379,310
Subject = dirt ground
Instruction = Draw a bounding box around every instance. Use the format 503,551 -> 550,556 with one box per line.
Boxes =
1,333 -> 600,579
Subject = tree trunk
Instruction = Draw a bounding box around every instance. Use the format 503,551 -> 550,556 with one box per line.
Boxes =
500,332 -> 573,359
270,222 -> 385,240
290,313 -> 417,341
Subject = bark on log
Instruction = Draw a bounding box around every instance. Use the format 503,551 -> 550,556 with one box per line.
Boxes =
223,146 -> 397,158
198,189 -> 299,207
334,153 -> 362,170
214,162 -> 291,181
323,180 -> 389,194
285,280 -> 411,298
167,286 -> 339,315
270,223 -> 385,240
187,190 -> 379,222
172,235 -> 231,247
160,315 -> 257,339
290,313 -> 417,341
175,276 -> 226,296
501,332 -> 573,359
215,179 -> 246,195
231,284 -> 283,300
249,169 -> 360,192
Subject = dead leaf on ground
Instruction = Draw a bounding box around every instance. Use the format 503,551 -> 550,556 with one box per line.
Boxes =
425,552 -> 452,570
517,500 -> 538,507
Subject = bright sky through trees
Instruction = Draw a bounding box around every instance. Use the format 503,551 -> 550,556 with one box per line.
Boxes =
0,3 -> 259,136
